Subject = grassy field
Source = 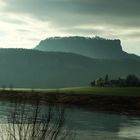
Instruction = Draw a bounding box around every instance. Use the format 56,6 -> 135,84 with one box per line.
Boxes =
56,86 -> 140,96
1,86 -> 140,96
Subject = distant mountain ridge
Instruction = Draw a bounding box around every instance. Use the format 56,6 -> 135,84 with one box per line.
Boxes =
35,36 -> 140,60
0,48 -> 140,88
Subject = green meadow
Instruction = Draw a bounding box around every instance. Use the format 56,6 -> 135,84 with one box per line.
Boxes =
55,87 -> 140,96
1,87 -> 140,97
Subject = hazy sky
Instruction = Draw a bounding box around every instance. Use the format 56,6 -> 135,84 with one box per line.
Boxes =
0,0 -> 140,55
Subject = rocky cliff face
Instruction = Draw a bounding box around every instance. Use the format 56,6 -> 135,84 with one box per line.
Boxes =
35,36 -> 127,59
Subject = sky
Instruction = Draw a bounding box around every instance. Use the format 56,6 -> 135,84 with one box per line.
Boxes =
0,0 -> 140,55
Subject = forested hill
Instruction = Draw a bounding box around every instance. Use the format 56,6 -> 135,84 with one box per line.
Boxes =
35,36 -> 140,60
0,48 -> 140,88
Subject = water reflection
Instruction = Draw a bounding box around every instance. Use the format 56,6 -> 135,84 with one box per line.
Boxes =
64,107 -> 140,140
0,97 -> 75,140
0,99 -> 140,139
119,118 -> 140,139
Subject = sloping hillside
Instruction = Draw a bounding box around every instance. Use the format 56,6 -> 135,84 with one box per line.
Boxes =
0,48 -> 140,88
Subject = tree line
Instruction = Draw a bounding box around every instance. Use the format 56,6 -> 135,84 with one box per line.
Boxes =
91,74 -> 140,87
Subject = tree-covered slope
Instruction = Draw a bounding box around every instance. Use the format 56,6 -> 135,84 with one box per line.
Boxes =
0,48 -> 140,88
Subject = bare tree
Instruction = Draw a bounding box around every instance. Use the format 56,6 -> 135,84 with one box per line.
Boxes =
1,96 -> 75,140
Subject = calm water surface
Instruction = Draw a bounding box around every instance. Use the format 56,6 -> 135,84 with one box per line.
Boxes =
0,101 -> 140,140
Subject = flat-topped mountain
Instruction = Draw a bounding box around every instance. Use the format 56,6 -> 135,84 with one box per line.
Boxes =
35,36 -> 139,60
0,48 -> 140,88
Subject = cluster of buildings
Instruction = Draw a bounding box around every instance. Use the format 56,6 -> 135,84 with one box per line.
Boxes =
91,75 -> 140,87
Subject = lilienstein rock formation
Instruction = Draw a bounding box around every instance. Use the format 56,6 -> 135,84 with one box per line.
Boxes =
35,36 -> 140,60
0,36 -> 139,88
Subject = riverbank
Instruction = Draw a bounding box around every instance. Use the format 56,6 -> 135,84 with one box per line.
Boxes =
0,87 -> 140,115
1,86 -> 140,95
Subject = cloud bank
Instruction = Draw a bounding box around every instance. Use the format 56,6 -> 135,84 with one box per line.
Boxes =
0,0 -> 140,55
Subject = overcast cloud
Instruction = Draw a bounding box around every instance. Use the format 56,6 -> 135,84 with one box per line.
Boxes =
0,0 -> 140,55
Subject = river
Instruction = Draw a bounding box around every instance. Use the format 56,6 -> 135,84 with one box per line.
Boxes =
0,101 -> 140,140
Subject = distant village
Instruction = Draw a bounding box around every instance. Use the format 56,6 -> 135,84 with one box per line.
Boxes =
91,74 -> 140,87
